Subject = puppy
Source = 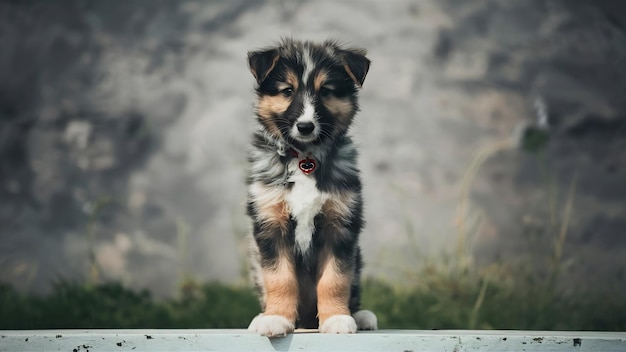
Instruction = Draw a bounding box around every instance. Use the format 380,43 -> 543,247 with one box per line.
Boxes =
246,39 -> 377,337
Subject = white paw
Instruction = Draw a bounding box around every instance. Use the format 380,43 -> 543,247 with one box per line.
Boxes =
353,310 -> 378,330
319,314 -> 357,334
248,314 -> 294,337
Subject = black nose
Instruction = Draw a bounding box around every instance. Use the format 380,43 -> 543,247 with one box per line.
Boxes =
296,121 -> 315,135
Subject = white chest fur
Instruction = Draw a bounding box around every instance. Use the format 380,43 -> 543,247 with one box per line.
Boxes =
285,158 -> 328,255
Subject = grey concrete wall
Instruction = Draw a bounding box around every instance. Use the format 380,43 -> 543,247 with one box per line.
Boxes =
1,0 -> 624,296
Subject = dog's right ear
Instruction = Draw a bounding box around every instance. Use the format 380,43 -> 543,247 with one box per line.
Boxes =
248,49 -> 280,85
340,49 -> 370,88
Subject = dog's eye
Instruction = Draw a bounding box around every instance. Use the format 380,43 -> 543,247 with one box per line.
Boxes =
280,87 -> 293,97
319,86 -> 333,97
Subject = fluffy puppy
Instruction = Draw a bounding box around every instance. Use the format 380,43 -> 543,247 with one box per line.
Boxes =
246,39 -> 377,337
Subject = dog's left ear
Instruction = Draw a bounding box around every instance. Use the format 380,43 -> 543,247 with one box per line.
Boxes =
340,49 -> 371,88
248,48 -> 280,85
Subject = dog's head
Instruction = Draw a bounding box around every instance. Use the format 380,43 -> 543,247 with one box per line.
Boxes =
248,39 -> 370,149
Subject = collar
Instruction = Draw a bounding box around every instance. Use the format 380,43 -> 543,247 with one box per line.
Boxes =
276,141 -> 317,175
288,148 -> 316,175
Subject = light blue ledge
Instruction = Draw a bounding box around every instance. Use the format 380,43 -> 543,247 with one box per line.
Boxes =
1,329 -> 625,351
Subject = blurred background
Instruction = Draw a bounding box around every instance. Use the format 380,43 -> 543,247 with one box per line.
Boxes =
1,0 -> 625,330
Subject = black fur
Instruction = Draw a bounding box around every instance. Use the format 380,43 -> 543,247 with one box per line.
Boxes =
246,39 -> 374,332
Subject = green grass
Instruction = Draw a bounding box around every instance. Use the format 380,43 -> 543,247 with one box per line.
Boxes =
362,275 -> 626,331
1,273 -> 624,331
0,280 -> 259,329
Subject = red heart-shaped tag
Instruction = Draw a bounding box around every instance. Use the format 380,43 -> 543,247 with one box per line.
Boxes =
298,158 -> 316,174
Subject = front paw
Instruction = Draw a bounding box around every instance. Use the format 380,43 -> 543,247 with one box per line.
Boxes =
248,314 -> 295,337
319,314 -> 357,334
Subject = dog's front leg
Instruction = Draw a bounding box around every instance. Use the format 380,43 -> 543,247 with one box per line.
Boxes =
315,193 -> 361,333
316,250 -> 357,333
248,236 -> 298,337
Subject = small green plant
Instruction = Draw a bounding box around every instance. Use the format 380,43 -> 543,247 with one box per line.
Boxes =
84,196 -> 116,286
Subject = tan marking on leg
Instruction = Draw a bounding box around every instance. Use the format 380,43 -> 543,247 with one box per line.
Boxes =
316,253 -> 352,325
251,183 -> 289,231
263,253 -> 299,322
